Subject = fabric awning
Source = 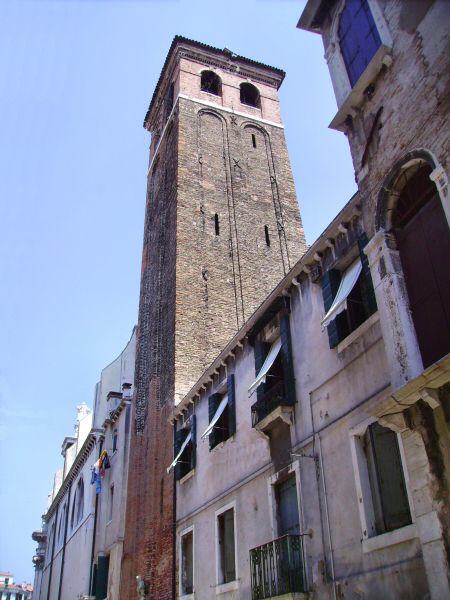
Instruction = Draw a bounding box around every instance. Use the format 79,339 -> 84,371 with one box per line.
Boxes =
201,395 -> 228,439
321,259 -> 362,327
166,431 -> 192,473
248,338 -> 282,396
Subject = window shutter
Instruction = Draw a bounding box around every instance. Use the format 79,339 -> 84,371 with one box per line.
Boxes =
227,374 -> 236,437
208,393 -> 222,451
321,269 -> 349,348
358,233 -> 377,317
174,426 -> 188,481
254,341 -> 270,402
280,314 -> 296,405
190,415 -> 196,471
370,423 -> 411,532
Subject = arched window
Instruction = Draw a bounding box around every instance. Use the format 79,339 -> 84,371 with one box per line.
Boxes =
240,83 -> 260,108
338,0 -> 381,87
392,163 -> 450,368
57,504 -> 66,545
70,489 -> 77,530
200,71 -> 221,96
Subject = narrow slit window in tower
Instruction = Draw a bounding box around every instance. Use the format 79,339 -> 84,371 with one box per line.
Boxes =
252,134 -> 256,148
264,225 -> 270,247
215,213 -> 220,236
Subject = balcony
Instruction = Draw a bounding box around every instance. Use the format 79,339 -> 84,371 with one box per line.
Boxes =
250,534 -> 307,599
251,381 -> 295,430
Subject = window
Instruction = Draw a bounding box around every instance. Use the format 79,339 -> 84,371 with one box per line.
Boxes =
393,164 -> 450,368
112,429 -> 118,453
108,485 -> 114,523
240,82 -> 260,108
214,213 -> 220,236
200,70 -> 221,96
202,375 -> 236,450
168,416 -> 196,481
364,423 -> 411,535
217,507 -> 236,584
251,133 -> 257,148
338,0 -> 381,87
57,503 -> 66,545
164,81 -> 174,120
71,477 -> 84,529
250,312 -> 296,427
264,225 -> 270,247
321,233 -> 377,348
180,529 -> 194,596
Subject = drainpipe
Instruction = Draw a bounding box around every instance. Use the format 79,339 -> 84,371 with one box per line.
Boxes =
172,422 -> 177,600
89,437 -> 104,596
57,483 -> 72,600
46,503 -> 59,600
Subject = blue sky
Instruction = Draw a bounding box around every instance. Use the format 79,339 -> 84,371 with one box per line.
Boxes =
0,0 -> 355,583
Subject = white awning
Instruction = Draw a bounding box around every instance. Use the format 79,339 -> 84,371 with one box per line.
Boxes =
166,431 -> 192,473
321,259 -> 362,328
201,395 -> 228,439
248,338 -> 282,396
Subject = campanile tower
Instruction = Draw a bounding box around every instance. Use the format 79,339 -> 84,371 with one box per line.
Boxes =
122,37 -> 306,598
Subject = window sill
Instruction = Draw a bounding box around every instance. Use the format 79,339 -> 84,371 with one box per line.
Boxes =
337,311 -> 379,353
330,44 -> 392,132
216,580 -> 239,595
210,435 -> 235,453
362,523 -> 417,553
179,469 -> 195,485
180,594 -> 195,600
200,90 -> 221,99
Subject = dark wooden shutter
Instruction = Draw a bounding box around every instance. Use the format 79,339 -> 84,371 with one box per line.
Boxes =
358,233 -> 377,318
174,426 -> 188,481
95,555 -> 109,600
280,314 -> 296,405
227,374 -> 236,437
254,341 -> 270,402
321,269 -> 349,348
190,415 -> 196,471
370,423 -> 411,533
208,393 -> 222,451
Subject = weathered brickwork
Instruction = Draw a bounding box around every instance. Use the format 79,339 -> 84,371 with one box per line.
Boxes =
121,37 -> 306,599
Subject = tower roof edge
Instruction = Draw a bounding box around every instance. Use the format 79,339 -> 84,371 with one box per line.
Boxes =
143,35 -> 286,129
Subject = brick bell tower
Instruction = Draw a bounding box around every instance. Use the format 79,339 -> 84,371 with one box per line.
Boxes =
121,36 -> 306,599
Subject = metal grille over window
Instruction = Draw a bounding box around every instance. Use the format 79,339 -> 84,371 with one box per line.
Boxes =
338,0 -> 381,87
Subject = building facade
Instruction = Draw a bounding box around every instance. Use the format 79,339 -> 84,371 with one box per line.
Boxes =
0,573 -> 32,600
31,329 -> 136,600
121,36 -> 307,600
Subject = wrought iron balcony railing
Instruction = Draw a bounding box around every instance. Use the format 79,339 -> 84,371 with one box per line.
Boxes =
251,380 -> 294,428
250,534 -> 306,599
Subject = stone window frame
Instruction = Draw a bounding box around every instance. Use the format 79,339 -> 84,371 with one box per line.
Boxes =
179,524 -> 195,599
214,500 -> 239,595
349,416 -> 418,553
326,0 -> 393,129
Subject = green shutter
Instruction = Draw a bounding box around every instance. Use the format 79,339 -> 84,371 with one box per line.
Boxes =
208,393 -> 222,451
321,269 -> 349,348
369,423 -> 412,532
254,341 -> 270,402
358,233 -> 377,317
227,375 -> 236,437
95,555 -> 109,600
174,426 -> 188,481
280,314 -> 296,405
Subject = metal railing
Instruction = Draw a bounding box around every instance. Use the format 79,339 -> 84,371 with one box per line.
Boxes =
250,534 -> 306,599
251,380 -> 293,427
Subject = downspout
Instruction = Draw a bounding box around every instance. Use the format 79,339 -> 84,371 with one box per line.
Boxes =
172,422 -> 177,600
46,503 -> 59,600
57,483 -> 72,600
89,437 -> 104,596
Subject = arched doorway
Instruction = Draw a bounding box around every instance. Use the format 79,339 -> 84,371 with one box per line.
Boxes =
390,162 -> 450,368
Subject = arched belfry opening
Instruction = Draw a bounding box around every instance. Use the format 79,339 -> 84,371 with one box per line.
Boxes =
240,82 -> 260,107
385,159 -> 450,368
200,70 -> 222,96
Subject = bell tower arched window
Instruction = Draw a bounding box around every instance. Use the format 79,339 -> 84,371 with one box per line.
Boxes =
393,164 -> 450,368
338,0 -> 381,87
200,71 -> 221,96
240,83 -> 260,108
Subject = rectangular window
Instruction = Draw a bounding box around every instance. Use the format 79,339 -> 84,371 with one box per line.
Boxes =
112,429 -> 118,453
217,508 -> 236,584
181,529 -> 194,595
364,423 -> 412,535
169,416 -> 196,481
204,375 -> 236,450
321,234 -> 377,348
108,485 -> 114,523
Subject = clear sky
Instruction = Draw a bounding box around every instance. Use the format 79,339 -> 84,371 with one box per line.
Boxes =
0,0 -> 356,583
